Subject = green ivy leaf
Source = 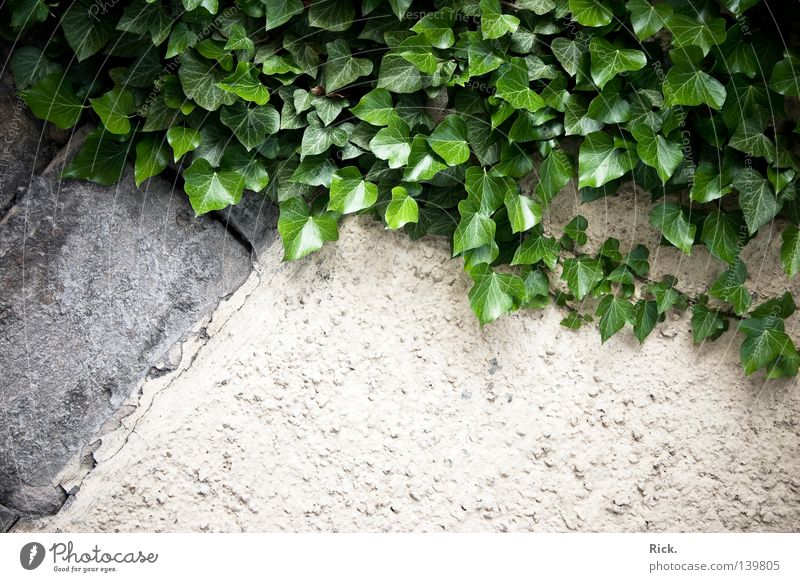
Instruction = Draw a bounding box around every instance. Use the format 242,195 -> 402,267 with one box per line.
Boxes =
692,300 -> 729,344
511,233 -> 560,269
290,155 -> 337,188
278,197 -> 339,261
221,102 -> 281,151
23,72 -> 84,130
505,192 -> 542,234
626,0 -> 672,40
134,136 -> 170,187
89,88 -> 135,135
769,58 -> 800,97
633,299 -> 659,343
780,225 -> 800,277
411,8 -> 457,49
588,38 -> 646,90
663,64 -> 727,110
370,116 -> 412,169
739,317 -> 799,376
569,0 -> 613,27
403,135 -> 448,182
61,0 -> 114,61
561,257 -> 604,299
596,295 -> 635,343
734,168 -> 779,235
666,13 -> 727,56
453,196 -> 496,256
385,186 -> 419,229
535,149 -> 573,207
649,203 -> 696,255
221,145 -> 270,192
631,124 -> 683,184
377,54 -> 425,94
309,0 -> 355,32
166,126 -> 202,162
465,167 -> 513,214
427,115 -> 470,166
701,211 -> 742,265
328,167 -> 378,214
183,158 -> 245,215
301,113 -> 350,156
179,51 -> 237,111
495,57 -> 546,113
218,62 -> 270,105
578,131 -> 636,188
480,0 -> 520,40
265,0 -> 304,31
467,264 -> 527,325
64,129 -> 129,186
323,39 -> 374,93
351,88 -> 394,126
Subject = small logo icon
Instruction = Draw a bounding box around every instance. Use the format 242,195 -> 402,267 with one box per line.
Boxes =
20,542 -> 46,570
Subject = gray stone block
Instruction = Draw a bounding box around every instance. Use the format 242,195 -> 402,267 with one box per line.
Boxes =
0,172 -> 252,517
214,190 -> 278,258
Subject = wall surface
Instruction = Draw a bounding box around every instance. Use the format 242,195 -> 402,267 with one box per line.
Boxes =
15,217 -> 800,533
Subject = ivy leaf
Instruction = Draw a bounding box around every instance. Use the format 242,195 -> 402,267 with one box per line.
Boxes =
351,88 -> 394,126
564,94 -> 604,136
64,129 -> 129,186
278,197 -> 339,261
462,32 -> 504,77
551,38 -> 587,78
453,196 -> 496,256
701,211 -> 742,265
426,115 -> 470,166
569,0 -> 613,27
561,257 -> 604,300
734,168 -> 779,235
328,167 -> 378,214
89,88 -> 135,135
666,13 -> 727,56
627,0 -> 672,40
495,57 -> 546,113
691,299 -> 728,344
309,0 -> 354,32
385,186 -> 419,229
61,0 -> 114,61
505,192 -> 542,234
312,96 -> 348,126
23,72 -> 84,130
301,113 -> 350,156
403,135 -> 448,182
166,126 -> 202,162
220,102 -> 281,150
221,145 -> 270,192
578,131 -> 636,188
265,0 -> 304,31
690,161 -> 732,203
535,149 -> 573,207
183,158 -> 245,215
290,155 -> 337,188
780,225 -> 800,277
511,233 -> 560,269
465,167 -> 513,214
588,38 -> 646,90
388,0 -> 413,19
135,136 -> 169,187
631,124 -> 683,184
397,35 -> 440,74
596,295 -> 635,343
563,215 -> 589,246
370,116 -> 412,169
739,317 -> 799,376
649,203 -> 696,255
709,260 -> 752,316
323,39 -> 374,93
663,64 -> 727,110
411,8 -> 457,49
218,62 -> 270,105
480,0 -> 520,40
179,51 -> 237,111
467,264 -> 527,325
769,58 -> 800,97
633,299 -> 659,343
728,118 -> 776,163
377,54 -> 424,94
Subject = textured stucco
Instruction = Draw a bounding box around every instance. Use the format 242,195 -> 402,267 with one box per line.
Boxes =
15,217 -> 800,533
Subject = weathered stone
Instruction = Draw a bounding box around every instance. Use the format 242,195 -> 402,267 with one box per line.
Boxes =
1,503 -> 18,532
215,190 -> 278,257
0,171 -> 251,517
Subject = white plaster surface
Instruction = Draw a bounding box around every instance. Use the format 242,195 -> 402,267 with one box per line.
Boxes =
15,208 -> 800,532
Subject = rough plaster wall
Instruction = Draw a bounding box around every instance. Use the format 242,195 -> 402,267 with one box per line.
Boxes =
15,217 -> 800,533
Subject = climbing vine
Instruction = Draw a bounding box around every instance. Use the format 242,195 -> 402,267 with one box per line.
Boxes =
4,0 -> 800,377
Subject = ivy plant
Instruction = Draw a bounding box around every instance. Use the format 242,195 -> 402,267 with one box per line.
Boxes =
5,0 -> 800,378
